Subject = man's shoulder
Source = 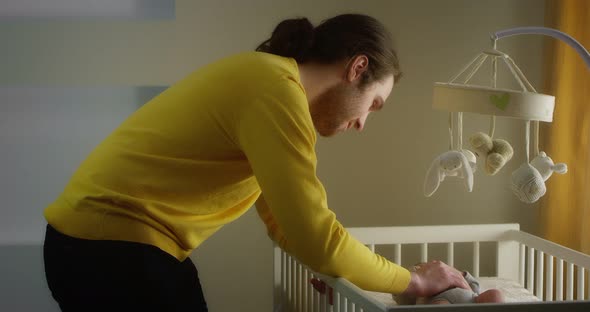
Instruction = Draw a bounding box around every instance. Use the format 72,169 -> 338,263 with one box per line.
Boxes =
210,51 -> 286,67
220,52 -> 305,101
229,51 -> 293,66
214,51 -> 298,81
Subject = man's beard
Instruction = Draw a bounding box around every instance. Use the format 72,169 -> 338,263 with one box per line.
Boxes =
309,82 -> 363,137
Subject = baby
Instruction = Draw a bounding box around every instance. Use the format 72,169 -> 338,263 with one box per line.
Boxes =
395,264 -> 505,305
427,271 -> 504,304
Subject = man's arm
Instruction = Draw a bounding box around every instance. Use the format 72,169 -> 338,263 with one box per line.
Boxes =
257,192 -> 470,296
235,80 -> 410,293
237,80 -> 470,295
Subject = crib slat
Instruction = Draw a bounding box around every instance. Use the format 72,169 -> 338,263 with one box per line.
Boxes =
288,256 -> 292,308
297,263 -> 302,312
287,255 -> 291,306
303,267 -> 312,312
304,269 -> 310,312
421,243 -> 428,263
309,270 -> 314,312
368,244 -> 375,253
309,273 -> 319,312
295,258 -> 299,310
519,244 -> 526,286
294,262 -> 298,311
527,247 -> 535,292
318,288 -> 326,312
556,258 -> 564,301
312,276 -> 321,312
287,255 -> 293,310
473,241 -> 480,278
339,293 -> 346,312
447,242 -> 454,267
577,267 -> 585,300
546,255 -> 554,301
347,299 -> 353,312
274,247 -> 282,311
301,266 -> 311,312
282,251 -> 286,305
301,268 -> 305,312
323,285 -> 330,312
291,257 -> 296,308
394,244 -> 402,265
309,273 -> 313,312
498,240 -> 520,281
567,262 -> 574,300
535,250 -> 544,299
294,256 -> 298,308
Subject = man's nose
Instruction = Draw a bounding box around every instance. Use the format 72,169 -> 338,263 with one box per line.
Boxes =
355,114 -> 369,131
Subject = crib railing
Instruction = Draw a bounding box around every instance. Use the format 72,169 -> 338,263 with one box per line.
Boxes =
274,246 -> 387,312
345,223 -> 521,280
507,230 -> 590,301
273,224 -> 590,312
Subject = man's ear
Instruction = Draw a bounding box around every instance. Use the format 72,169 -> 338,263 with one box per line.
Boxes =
346,55 -> 369,83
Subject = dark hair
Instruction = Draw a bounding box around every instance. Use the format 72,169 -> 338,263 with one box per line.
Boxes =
256,14 -> 402,86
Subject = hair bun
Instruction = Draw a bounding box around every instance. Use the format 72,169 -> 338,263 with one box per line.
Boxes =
257,18 -> 314,62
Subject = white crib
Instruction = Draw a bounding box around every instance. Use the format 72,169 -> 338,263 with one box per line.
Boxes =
273,224 -> 590,311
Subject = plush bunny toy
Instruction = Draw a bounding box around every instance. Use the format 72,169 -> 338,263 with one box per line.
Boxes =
530,151 -> 568,180
424,150 -> 476,197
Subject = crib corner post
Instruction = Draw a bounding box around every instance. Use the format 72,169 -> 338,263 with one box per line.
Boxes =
497,240 -> 520,281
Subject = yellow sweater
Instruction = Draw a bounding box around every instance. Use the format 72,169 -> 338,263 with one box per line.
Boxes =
44,52 -> 411,293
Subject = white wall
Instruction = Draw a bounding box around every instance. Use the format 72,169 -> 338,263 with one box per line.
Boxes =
0,87 -> 165,311
0,0 -> 547,311
0,87 -> 159,243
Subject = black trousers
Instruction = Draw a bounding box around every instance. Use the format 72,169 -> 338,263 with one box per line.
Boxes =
43,224 -> 208,312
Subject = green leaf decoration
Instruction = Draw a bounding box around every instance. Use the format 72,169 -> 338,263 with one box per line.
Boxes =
490,93 -> 510,110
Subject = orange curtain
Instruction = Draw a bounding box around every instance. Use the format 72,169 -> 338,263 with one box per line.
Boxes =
541,0 -> 590,255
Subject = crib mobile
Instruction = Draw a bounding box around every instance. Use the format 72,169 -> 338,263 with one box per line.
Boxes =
425,27 -> 590,203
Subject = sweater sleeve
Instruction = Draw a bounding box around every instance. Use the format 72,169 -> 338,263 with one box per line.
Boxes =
237,80 -> 411,294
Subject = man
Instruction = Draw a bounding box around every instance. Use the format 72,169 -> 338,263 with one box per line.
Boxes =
43,14 -> 469,311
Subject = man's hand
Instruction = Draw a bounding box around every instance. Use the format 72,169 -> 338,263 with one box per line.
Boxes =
400,260 -> 471,298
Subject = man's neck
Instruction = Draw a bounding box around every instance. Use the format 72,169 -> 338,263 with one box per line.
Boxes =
297,61 -> 343,105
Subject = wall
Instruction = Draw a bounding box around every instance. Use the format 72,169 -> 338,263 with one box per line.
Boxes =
0,0 -> 547,311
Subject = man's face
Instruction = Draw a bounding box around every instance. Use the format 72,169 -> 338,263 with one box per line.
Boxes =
310,74 -> 394,137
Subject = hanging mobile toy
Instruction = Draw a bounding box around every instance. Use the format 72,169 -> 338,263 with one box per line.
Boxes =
424,27 -> 588,202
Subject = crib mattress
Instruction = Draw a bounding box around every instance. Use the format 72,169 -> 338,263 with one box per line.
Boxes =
364,277 -> 540,307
